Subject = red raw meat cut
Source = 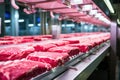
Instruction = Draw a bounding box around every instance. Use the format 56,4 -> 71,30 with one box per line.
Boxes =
13,38 -> 34,44
0,46 -> 34,61
39,38 -> 51,41
68,43 -> 93,53
92,38 -> 103,45
47,40 -> 69,46
62,39 -> 79,44
33,37 -> 42,41
48,46 -> 80,56
22,36 -> 34,39
33,37 -> 50,41
40,35 -> 52,38
0,59 -> 51,80
60,34 -> 73,38
0,36 -> 14,41
27,52 -> 70,68
0,41 -> 14,45
30,42 -> 57,51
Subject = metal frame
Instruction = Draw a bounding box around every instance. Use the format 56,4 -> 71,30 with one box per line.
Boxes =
32,42 -> 110,80
109,22 -> 119,80
11,5 -> 19,36
56,43 -> 110,80
0,2 -> 5,37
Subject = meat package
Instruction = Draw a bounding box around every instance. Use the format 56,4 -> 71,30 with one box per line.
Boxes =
0,59 -> 51,80
48,46 -> 80,56
27,52 -> 70,67
0,46 -> 34,61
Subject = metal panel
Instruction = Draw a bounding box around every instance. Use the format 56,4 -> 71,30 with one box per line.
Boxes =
0,3 -> 5,37
109,22 -> 119,80
55,43 -> 110,80
32,42 -> 110,80
11,6 -> 19,36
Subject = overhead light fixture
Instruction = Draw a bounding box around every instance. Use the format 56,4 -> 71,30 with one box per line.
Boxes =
117,19 -> 120,24
103,0 -> 115,13
4,19 -> 24,23
28,24 -> 34,27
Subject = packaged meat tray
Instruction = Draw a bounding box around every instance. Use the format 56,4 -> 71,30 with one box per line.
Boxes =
27,52 -> 70,68
0,59 -> 51,80
48,46 -> 80,56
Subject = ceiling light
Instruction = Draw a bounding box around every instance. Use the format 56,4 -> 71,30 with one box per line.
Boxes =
28,24 -> 34,27
4,19 -> 24,23
104,0 -> 114,13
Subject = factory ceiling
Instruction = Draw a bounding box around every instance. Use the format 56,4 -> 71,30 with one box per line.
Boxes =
2,0 -> 120,25
93,0 -> 120,24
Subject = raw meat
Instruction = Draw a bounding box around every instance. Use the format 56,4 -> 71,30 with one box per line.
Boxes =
13,38 -> 34,44
0,46 -> 34,61
62,39 -> 79,44
0,59 -> 51,80
33,37 -> 50,41
60,34 -> 73,38
48,46 -> 80,56
30,43 -> 57,51
39,35 -> 52,38
68,43 -> 93,53
47,40 -> 69,46
27,52 -> 70,67
0,41 -> 14,45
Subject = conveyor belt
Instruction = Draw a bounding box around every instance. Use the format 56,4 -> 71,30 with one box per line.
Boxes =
32,41 -> 110,80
